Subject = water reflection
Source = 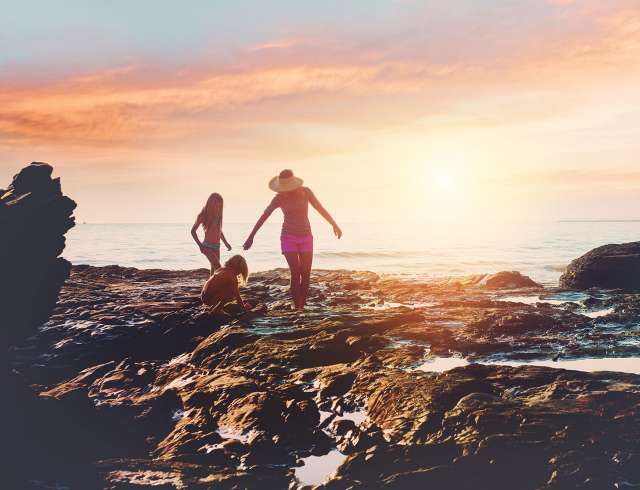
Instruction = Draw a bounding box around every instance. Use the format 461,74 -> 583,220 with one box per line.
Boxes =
295,450 -> 347,486
415,356 -> 640,374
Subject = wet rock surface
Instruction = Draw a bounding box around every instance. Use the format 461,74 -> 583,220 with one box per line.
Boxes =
560,241 -> 640,290
12,266 -> 640,489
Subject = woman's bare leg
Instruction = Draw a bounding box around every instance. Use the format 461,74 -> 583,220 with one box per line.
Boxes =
284,252 -> 302,309
204,249 -> 221,276
299,252 -> 313,308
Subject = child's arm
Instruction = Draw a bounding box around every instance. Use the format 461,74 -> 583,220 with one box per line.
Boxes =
191,216 -> 205,251
308,189 -> 342,238
221,231 -> 232,251
233,281 -> 250,310
244,196 -> 279,250
208,301 -> 224,315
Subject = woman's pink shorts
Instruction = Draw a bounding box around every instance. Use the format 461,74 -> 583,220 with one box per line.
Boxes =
281,234 -> 313,254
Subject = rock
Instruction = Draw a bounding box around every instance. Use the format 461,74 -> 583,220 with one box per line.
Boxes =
337,364 -> 640,489
218,391 -> 287,434
458,271 -> 542,290
466,311 -> 572,336
1,163 -> 76,487
10,263 -> 640,488
560,242 -> 640,290
318,371 -> 357,398
480,271 -> 542,289
0,162 -> 76,348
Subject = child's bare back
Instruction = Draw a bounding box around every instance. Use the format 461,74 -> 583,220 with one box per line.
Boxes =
201,255 -> 249,314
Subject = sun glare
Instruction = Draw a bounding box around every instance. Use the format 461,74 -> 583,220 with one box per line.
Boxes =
416,153 -> 474,222
433,168 -> 458,192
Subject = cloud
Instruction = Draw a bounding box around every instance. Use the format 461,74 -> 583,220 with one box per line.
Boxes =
500,168 -> 640,188
248,39 -> 298,52
1,0 -> 640,160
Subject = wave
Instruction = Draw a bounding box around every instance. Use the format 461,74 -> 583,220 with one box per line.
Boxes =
315,251 -> 419,259
543,264 -> 567,272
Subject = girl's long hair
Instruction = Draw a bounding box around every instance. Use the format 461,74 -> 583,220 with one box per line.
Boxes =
198,193 -> 223,231
225,255 -> 249,284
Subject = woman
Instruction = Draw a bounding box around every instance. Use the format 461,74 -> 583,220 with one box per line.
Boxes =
243,169 -> 342,310
191,193 -> 232,276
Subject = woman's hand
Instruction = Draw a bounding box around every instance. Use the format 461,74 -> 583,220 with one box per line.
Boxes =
333,224 -> 343,239
243,236 -> 254,250
198,243 -> 207,254
226,244 -> 232,252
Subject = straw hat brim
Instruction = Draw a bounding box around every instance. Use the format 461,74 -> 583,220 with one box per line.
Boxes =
269,175 -> 304,193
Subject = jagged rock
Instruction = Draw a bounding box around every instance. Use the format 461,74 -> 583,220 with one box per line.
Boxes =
0,162 -> 76,348
10,265 -> 640,488
560,242 -> 640,290
1,163 -> 77,487
344,364 -> 640,489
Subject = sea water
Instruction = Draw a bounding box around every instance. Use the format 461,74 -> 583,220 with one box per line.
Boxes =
64,220 -> 640,286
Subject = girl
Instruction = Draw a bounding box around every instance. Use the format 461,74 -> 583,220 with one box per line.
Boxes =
191,193 -> 232,276
243,169 -> 342,310
201,255 -> 250,313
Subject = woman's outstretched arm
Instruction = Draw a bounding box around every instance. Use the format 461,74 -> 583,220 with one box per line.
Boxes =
243,213 -> 269,250
243,197 -> 278,250
308,189 -> 342,238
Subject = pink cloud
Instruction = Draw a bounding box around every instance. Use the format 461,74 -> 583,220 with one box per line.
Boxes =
1,0 -> 639,159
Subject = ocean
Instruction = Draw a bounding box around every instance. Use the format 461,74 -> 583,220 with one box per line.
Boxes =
64,220 -> 640,287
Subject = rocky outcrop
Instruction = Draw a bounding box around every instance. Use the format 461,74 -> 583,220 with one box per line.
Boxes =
11,265 -> 640,488
0,162 -> 76,349
343,364 -> 640,489
458,271 -> 542,290
1,163 -> 76,488
560,242 -> 640,290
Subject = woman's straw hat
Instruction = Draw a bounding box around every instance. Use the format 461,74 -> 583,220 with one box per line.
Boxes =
269,169 -> 304,193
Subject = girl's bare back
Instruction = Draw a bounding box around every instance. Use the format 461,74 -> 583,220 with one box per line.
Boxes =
201,267 -> 238,308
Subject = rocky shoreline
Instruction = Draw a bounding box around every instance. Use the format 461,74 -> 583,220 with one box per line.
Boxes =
10,264 -> 640,489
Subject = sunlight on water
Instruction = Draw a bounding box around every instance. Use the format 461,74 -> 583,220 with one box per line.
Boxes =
493,357 -> 640,374
65,221 -> 640,285
416,357 -> 640,374
295,450 -> 346,486
584,307 -> 615,318
415,356 -> 470,372
340,409 -> 368,426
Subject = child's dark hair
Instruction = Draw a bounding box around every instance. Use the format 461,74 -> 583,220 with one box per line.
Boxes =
225,255 -> 249,284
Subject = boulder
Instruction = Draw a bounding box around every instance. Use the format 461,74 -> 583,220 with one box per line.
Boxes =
1,162 -> 77,487
560,242 -> 640,290
0,162 -> 76,348
480,271 -> 542,289
453,271 -> 542,290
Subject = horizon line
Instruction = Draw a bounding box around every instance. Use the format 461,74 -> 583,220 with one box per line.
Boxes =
71,219 -> 640,225
557,219 -> 640,223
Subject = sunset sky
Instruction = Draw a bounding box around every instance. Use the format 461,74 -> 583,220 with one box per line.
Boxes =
1,0 -> 640,223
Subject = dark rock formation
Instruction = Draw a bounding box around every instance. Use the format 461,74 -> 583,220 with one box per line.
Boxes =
560,242 -> 640,290
1,163 -> 76,488
0,162 -> 76,348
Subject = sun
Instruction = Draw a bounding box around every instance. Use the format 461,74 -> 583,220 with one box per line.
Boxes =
430,167 -> 460,193
432,168 -> 457,192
